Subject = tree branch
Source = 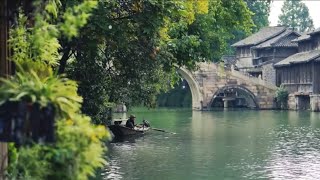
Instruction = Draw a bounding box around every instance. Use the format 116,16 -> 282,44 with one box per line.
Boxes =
58,46 -> 72,74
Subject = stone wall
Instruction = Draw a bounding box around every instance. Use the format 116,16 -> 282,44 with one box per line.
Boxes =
310,95 -> 320,111
287,94 -> 297,110
236,57 -> 253,69
287,94 -> 313,111
262,63 -> 276,85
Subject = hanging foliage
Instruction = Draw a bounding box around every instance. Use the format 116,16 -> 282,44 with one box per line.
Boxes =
3,0 -> 110,179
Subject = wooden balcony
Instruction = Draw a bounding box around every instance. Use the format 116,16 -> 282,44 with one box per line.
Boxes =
282,83 -> 313,94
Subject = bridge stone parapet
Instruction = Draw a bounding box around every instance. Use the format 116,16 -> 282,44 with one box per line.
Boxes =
178,62 -> 277,110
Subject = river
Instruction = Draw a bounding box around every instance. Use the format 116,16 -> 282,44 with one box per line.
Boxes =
98,109 -> 320,180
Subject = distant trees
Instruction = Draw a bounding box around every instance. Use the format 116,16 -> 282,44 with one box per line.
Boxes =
225,0 -> 271,55
278,0 -> 314,32
245,0 -> 271,33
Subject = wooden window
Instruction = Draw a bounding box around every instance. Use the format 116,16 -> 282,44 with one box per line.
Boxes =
285,68 -> 288,84
299,65 -> 302,83
236,49 -> 241,57
308,64 -> 312,82
303,64 -> 306,83
300,64 -> 304,83
284,68 -> 287,83
290,67 -> 293,83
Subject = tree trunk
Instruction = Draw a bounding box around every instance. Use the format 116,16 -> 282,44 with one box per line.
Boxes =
58,47 -> 71,74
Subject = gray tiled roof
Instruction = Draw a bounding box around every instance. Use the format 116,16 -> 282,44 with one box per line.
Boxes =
292,32 -> 311,42
309,27 -> 320,35
273,34 -> 299,47
253,29 -> 299,49
232,27 -> 286,47
274,49 -> 320,67
222,55 -> 236,65
247,67 -> 262,73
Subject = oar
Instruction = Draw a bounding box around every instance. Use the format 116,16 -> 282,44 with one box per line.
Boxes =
151,127 -> 176,134
140,119 -> 176,134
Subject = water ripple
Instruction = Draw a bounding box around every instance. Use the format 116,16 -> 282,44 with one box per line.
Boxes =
98,110 -> 320,180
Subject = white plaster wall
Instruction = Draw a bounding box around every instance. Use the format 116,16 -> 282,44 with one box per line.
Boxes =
236,56 -> 253,68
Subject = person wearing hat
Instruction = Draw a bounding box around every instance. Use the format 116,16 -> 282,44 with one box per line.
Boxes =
125,114 -> 136,129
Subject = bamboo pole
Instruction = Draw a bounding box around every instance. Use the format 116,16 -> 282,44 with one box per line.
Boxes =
0,0 -> 11,178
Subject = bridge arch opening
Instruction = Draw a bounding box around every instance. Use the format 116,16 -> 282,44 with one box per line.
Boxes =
209,85 -> 258,109
177,67 -> 203,110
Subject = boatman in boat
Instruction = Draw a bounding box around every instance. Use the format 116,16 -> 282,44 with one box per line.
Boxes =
125,114 -> 136,129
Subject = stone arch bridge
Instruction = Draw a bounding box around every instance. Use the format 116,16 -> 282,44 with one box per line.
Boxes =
177,63 -> 277,110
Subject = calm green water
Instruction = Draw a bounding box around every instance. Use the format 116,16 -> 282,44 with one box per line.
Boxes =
99,109 -> 320,180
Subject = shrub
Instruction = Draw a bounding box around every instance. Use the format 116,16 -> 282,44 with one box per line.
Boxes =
2,1 -> 110,179
276,85 -> 289,109
3,69 -> 111,179
7,115 -> 109,180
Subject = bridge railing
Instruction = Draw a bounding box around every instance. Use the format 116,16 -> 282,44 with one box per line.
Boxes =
229,67 -> 277,90
195,62 -> 277,91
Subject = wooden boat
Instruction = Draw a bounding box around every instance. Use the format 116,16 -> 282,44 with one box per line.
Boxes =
108,124 -> 150,138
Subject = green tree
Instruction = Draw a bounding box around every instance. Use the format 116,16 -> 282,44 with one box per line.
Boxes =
56,0 -> 253,122
4,1 -> 110,179
278,0 -> 314,32
157,80 -> 192,107
157,0 -> 255,106
168,0 -> 254,64
245,0 -> 271,33
225,0 -> 271,55
66,0 -> 182,122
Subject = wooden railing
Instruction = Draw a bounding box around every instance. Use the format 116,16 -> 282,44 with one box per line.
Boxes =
282,83 -> 313,94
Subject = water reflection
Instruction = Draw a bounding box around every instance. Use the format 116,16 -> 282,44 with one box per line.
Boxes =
265,121 -> 320,179
99,109 -> 320,180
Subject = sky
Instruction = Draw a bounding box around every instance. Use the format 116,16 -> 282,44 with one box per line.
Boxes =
269,0 -> 320,28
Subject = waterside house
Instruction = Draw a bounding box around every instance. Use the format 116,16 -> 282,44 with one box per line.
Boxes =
274,28 -> 320,111
232,27 -> 300,85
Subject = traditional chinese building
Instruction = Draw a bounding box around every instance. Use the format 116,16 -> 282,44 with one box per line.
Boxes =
232,26 -> 300,85
274,28 -> 320,111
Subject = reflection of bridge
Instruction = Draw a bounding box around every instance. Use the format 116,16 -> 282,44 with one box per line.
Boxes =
177,63 -> 277,110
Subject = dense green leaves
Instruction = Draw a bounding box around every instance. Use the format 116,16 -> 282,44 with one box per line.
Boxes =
8,115 -> 109,180
169,0 -> 254,63
278,0 -> 314,32
157,80 -> 192,107
245,0 -> 271,33
276,85 -> 289,109
0,69 -> 82,118
60,1 -> 98,38
5,0 -> 110,179
225,0 -> 270,55
67,0 -> 186,121
61,0 -> 254,122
